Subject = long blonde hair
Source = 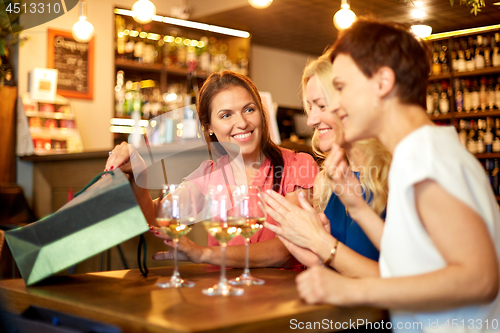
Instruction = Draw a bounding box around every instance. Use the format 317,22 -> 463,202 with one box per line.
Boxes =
302,56 -> 391,216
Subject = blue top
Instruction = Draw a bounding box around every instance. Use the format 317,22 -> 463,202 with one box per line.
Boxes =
323,172 -> 381,262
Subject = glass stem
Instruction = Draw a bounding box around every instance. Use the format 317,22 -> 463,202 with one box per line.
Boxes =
173,238 -> 179,276
221,242 -> 227,283
243,238 -> 250,276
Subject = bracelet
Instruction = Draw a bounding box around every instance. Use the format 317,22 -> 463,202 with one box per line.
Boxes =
322,239 -> 339,267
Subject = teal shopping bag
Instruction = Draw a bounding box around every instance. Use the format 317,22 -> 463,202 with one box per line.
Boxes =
5,169 -> 149,285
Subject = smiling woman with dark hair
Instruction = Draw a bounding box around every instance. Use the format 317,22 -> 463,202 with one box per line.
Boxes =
105,70 -> 319,270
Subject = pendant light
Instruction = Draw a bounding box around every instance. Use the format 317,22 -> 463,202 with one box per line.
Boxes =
411,24 -> 432,38
132,0 -> 157,24
333,0 -> 356,31
248,0 -> 273,9
72,0 -> 94,43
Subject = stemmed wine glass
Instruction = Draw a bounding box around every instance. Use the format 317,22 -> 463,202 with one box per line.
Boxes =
228,185 -> 266,285
154,184 -> 195,288
202,185 -> 244,296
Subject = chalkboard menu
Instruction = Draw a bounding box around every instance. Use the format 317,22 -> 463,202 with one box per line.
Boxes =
47,29 -> 94,100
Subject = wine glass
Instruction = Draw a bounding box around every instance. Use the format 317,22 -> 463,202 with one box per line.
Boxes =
155,184 -> 195,288
202,185 -> 244,296
229,185 -> 266,286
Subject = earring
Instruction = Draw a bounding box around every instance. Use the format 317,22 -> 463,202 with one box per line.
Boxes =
209,132 -> 214,136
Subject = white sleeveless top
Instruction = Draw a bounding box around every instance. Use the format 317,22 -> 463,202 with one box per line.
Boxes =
380,125 -> 500,332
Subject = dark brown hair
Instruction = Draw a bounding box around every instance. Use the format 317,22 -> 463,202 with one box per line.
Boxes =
197,70 -> 284,191
329,17 -> 431,108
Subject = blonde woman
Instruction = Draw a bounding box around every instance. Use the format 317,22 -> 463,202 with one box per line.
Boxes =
262,55 -> 391,278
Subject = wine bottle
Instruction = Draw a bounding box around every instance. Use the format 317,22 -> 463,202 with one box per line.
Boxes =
493,33 -> 500,67
463,79 -> 472,113
124,24 -> 135,61
484,117 -> 494,153
484,35 -> 492,68
439,81 -> 450,114
493,118 -> 500,153
458,119 -> 468,147
433,83 -> 440,117
487,77 -> 496,110
451,42 -> 460,72
124,80 -> 134,117
492,159 -> 500,196
495,76 -> 500,110
471,78 -> 480,113
485,159 -> 494,190
467,119 -> 478,154
466,37 -> 475,71
440,44 -> 449,73
475,35 -> 485,70
426,84 -> 435,115
477,119 -> 485,154
432,44 -> 441,75
457,41 -> 467,72
479,77 -> 487,112
115,70 -> 125,117
454,79 -> 463,113
198,37 -> 211,73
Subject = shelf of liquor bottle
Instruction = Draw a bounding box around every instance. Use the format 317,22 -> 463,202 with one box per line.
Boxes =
454,110 -> 500,119
29,127 -> 79,140
429,73 -> 451,81
115,58 -> 208,79
25,111 -> 74,120
474,153 -> 500,159
428,113 -> 452,120
452,67 -> 500,78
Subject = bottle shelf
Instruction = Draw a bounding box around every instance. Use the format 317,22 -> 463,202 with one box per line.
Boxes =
454,110 -> 500,119
428,113 -> 452,120
115,58 -> 209,79
25,111 -> 74,120
474,153 -> 500,159
429,72 -> 451,80
452,66 -> 500,78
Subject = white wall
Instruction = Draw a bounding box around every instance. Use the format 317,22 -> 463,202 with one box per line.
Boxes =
250,44 -> 316,109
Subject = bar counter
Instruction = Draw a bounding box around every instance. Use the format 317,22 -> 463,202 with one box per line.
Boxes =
0,264 -> 387,332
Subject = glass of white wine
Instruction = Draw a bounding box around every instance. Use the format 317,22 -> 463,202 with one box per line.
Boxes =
155,184 -> 195,288
229,185 -> 266,285
202,185 -> 244,296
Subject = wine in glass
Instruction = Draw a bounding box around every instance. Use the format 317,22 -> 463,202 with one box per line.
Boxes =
155,184 -> 195,288
229,185 -> 266,285
202,185 -> 244,296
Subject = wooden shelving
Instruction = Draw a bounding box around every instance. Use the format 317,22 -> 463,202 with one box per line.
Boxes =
453,66 -> 500,78
428,113 -> 452,121
115,58 -> 209,79
474,153 -> 500,159
454,110 -> 500,119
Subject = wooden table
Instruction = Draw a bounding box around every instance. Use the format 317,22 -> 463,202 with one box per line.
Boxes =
0,264 -> 387,332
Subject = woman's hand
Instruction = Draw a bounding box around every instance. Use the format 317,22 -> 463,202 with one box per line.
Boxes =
278,235 -> 322,267
262,189 -> 330,251
296,265 -> 360,306
323,144 -> 367,214
105,142 -> 147,180
150,229 -> 206,264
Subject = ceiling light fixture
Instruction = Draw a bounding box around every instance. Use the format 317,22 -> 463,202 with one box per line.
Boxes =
411,24 -> 432,38
132,0 -> 156,24
115,8 -> 251,38
72,0 -> 94,43
411,8 -> 426,19
248,0 -> 273,9
333,0 -> 356,31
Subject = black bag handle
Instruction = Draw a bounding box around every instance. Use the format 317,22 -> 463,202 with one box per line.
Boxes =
72,170 -> 149,277
74,170 -> 115,198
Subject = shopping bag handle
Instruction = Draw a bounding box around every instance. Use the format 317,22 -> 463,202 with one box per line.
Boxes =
74,170 -> 115,198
